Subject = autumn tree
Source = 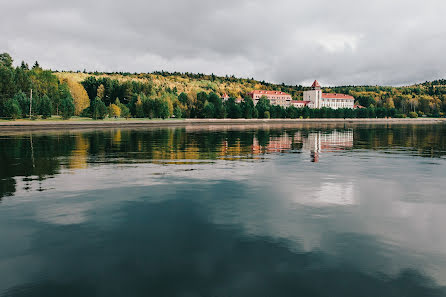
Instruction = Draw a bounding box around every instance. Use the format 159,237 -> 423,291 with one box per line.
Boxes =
97,84 -> 105,99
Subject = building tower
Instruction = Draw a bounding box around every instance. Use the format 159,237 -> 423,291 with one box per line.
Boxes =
303,80 -> 322,108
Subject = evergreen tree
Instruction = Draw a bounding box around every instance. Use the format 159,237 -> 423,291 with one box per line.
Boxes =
39,95 -> 52,118
13,91 -> 29,117
4,98 -> 22,119
256,96 -> 270,118
241,97 -> 256,118
174,106 -> 182,118
0,65 -> 14,101
0,53 -> 13,68
203,102 -> 216,118
60,96 -> 75,119
91,97 -> 107,120
225,98 -> 242,118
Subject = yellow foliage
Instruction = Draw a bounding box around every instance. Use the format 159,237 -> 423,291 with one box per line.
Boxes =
97,84 -> 105,99
57,75 -> 90,115
109,104 -> 121,118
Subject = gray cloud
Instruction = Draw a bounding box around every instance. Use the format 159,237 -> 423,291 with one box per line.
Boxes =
1,0 -> 445,86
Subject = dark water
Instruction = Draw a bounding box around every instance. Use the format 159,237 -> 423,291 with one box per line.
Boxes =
1,123 -> 446,297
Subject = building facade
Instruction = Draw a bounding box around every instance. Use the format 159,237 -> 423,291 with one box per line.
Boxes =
234,80 -> 355,109
247,90 -> 292,107
299,80 -> 354,109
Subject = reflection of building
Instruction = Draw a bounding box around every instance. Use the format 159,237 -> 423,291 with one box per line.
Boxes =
301,130 -> 354,162
218,129 -> 353,161
252,134 -> 293,154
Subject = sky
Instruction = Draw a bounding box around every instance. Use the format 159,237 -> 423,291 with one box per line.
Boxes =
1,0 -> 445,86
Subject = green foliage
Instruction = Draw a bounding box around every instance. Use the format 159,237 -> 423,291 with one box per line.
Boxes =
174,106 -> 182,118
0,64 -> 15,101
135,96 -> 144,118
225,98 -> 242,118
13,91 -> 30,117
153,98 -> 170,119
178,92 -> 189,105
208,92 -> 225,118
91,97 -> 107,120
4,98 -> 22,119
39,95 -> 53,118
241,97 -> 256,119
60,96 -> 75,119
203,102 -> 216,118
256,96 -> 271,118
0,53 -> 13,68
81,76 -> 153,106
408,111 -> 418,118
357,95 -> 376,107
264,111 -> 271,119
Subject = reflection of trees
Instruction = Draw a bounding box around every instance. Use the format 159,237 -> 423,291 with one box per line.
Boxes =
354,124 -> 446,158
0,177 -> 16,201
1,124 -> 445,199
0,134 -> 76,199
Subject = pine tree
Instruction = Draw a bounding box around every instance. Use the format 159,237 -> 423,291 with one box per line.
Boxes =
60,96 -> 75,119
39,95 -> 52,119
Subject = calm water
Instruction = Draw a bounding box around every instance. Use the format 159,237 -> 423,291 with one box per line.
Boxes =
1,123 -> 446,297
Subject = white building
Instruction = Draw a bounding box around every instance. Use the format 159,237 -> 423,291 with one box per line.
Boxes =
247,90 -> 292,107
297,80 -> 355,109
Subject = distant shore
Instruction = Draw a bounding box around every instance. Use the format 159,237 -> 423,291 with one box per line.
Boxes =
0,117 -> 444,131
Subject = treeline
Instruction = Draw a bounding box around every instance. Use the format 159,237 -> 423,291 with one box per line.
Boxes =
1,52 -> 446,120
0,53 -> 75,119
78,76 -> 406,120
327,84 -> 446,117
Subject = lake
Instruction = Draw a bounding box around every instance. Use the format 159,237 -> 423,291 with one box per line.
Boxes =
1,123 -> 446,297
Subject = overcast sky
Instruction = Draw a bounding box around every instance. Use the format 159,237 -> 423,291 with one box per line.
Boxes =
1,0 -> 445,86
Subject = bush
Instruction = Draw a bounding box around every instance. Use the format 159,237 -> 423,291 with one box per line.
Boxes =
4,98 -> 22,119
394,114 -> 407,118
60,96 -> 75,119
408,111 -> 418,118
264,111 -> 270,119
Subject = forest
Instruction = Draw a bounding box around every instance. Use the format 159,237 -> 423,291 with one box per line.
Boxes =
1,52 -> 446,120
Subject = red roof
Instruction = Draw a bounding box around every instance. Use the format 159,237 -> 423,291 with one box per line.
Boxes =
311,80 -> 321,88
249,90 -> 291,96
322,93 -> 354,100
291,100 -> 311,104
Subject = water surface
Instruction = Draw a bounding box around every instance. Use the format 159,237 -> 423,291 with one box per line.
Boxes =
1,123 -> 446,297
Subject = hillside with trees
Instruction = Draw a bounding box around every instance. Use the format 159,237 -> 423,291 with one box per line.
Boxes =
1,52 -> 445,120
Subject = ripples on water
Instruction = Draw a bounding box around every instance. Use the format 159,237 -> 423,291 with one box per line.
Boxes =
0,123 -> 446,297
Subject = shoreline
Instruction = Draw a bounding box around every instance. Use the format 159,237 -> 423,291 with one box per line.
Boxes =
0,118 -> 444,131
